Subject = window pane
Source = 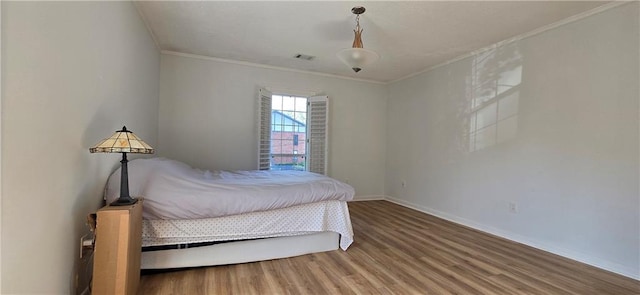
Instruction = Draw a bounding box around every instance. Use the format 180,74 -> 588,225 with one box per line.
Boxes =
282,110 -> 295,118
271,132 -> 283,140
294,111 -> 306,123
272,95 -> 283,109
295,97 -> 307,112
282,96 -> 295,111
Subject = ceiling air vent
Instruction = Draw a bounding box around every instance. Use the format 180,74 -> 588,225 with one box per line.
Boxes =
294,54 -> 315,61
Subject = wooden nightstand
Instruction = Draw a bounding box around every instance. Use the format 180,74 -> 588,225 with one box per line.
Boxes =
92,200 -> 143,295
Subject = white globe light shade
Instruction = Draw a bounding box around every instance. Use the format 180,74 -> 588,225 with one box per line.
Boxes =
337,48 -> 380,73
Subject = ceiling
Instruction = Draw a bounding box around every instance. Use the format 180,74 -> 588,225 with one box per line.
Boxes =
136,1 -> 610,83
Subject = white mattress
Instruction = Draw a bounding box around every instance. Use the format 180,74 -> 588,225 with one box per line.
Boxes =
105,158 -> 355,220
142,200 -> 354,250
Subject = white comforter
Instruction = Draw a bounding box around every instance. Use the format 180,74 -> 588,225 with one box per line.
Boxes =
105,158 -> 355,220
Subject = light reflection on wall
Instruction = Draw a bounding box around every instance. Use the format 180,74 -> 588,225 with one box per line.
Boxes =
467,44 -> 522,152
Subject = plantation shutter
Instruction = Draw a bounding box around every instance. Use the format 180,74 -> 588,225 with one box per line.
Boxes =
306,95 -> 329,175
257,88 -> 273,170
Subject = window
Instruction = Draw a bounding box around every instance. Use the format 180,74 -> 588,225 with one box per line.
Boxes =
258,89 -> 328,174
271,94 -> 307,171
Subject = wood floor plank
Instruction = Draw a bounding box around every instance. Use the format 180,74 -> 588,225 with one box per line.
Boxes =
139,201 -> 640,294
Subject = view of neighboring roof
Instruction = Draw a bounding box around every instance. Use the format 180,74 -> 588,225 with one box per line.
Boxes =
272,110 -> 306,132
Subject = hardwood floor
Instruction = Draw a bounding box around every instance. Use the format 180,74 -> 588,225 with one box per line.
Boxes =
139,201 -> 640,294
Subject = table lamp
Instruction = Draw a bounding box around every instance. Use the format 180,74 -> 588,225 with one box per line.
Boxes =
90,126 -> 154,206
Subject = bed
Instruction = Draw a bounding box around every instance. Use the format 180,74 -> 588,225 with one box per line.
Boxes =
104,158 -> 355,269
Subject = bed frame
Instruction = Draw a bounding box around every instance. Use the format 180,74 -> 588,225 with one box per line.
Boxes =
141,231 -> 339,269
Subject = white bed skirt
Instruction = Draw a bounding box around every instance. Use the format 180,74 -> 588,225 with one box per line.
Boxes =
141,231 -> 339,269
142,200 -> 354,250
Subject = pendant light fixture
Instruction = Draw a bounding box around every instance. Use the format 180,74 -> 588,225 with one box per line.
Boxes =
337,6 -> 379,73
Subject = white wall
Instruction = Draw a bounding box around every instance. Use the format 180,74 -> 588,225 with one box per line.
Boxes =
158,53 -> 387,198
1,2 -> 159,293
386,2 -> 639,278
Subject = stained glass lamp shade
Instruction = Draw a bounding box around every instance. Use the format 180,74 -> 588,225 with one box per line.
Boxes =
90,126 -> 154,206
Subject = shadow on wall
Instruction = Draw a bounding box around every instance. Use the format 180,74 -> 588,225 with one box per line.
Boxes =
462,43 -> 523,153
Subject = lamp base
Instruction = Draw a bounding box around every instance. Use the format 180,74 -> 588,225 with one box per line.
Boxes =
110,196 -> 138,206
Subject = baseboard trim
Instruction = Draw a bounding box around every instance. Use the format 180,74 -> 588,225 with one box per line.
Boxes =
351,195 -> 386,202
384,196 -> 640,281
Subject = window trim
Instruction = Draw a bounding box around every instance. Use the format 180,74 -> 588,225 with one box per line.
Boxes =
257,89 -> 329,174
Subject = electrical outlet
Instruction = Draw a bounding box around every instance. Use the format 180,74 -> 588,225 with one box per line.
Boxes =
508,202 -> 518,213
80,234 -> 94,258
76,233 -> 94,295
